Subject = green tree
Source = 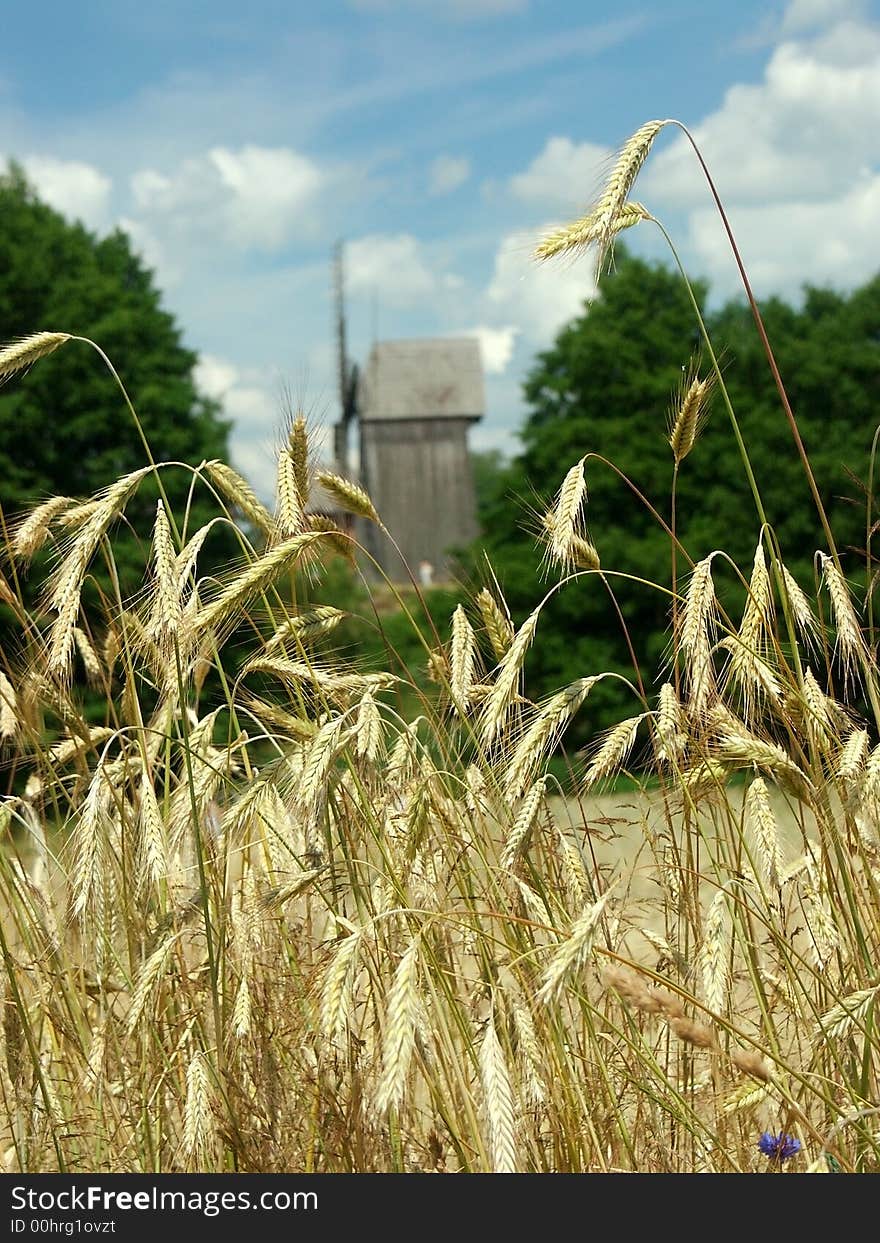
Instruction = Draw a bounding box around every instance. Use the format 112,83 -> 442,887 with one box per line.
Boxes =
0,163 -> 232,596
475,251 -> 876,734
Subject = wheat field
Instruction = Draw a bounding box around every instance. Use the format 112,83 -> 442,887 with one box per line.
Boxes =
1,122 -> 879,1175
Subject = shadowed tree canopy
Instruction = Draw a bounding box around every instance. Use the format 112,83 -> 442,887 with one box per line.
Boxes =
0,162 -> 232,595
474,250 -> 879,733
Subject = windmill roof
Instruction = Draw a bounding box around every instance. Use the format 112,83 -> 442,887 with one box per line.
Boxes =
359,338 -> 484,421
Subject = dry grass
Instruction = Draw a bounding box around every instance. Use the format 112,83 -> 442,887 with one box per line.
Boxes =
1,120 -> 879,1175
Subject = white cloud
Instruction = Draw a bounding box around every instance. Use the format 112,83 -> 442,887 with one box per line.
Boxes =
224,382 -> 278,430
465,325 -> 519,374
643,17 -> 880,212
781,0 -> 866,34
231,437 -> 278,504
429,154 -> 470,195
346,233 -> 439,306
22,156 -> 111,229
117,215 -> 178,287
130,144 -> 324,251
487,232 -> 595,344
509,136 -> 610,210
689,173 -> 880,299
615,6 -> 880,301
194,355 -> 282,498
209,146 -> 323,248
194,353 -> 239,400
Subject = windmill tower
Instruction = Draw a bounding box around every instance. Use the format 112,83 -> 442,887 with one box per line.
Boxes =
332,244 -> 484,581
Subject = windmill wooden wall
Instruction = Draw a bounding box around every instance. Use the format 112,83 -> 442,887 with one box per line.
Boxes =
358,338 -> 483,580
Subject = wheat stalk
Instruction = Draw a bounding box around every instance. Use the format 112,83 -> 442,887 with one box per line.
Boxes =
838,727 -> 868,783
137,765 -> 169,894
149,499 -> 181,649
781,564 -> 819,643
288,414 -> 310,506
654,681 -> 685,764
716,727 -> 812,801
231,977 -> 252,1039
801,666 -> 832,752
126,933 -> 180,1035
511,1000 -> 547,1106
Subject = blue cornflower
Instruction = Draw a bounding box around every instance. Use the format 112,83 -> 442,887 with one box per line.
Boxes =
758,1131 -> 801,1162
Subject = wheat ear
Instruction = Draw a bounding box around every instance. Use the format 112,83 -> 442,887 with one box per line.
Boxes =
745,776 -> 783,891
481,605 -> 541,746
479,1014 -> 518,1173
679,554 -> 716,714
375,938 -> 420,1114
534,201 -> 651,263
315,471 -> 381,526
537,890 -> 614,1005
475,588 -> 514,660
0,332 -> 70,381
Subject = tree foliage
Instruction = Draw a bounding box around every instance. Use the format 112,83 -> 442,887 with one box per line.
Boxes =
0,163 -> 232,598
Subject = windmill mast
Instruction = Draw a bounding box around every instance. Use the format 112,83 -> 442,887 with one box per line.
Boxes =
333,240 -> 354,474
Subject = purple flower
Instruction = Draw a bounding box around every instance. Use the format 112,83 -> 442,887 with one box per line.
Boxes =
758,1131 -> 801,1162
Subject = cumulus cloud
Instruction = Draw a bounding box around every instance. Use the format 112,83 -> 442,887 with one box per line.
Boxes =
193,352 -> 284,497
346,233 -> 439,307
117,216 -> 179,287
131,144 -> 324,251
509,136 -> 610,211
689,173 -> 880,298
193,353 -> 239,400
461,325 -> 520,374
781,0 -> 867,34
429,154 -> 470,195
22,156 -> 111,229
643,24 -> 880,211
487,233 -> 594,344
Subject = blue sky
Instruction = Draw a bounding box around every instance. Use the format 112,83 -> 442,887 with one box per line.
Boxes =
2,0 -> 879,495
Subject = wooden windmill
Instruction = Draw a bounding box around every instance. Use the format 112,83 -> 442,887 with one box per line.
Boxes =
332,243 -> 484,581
